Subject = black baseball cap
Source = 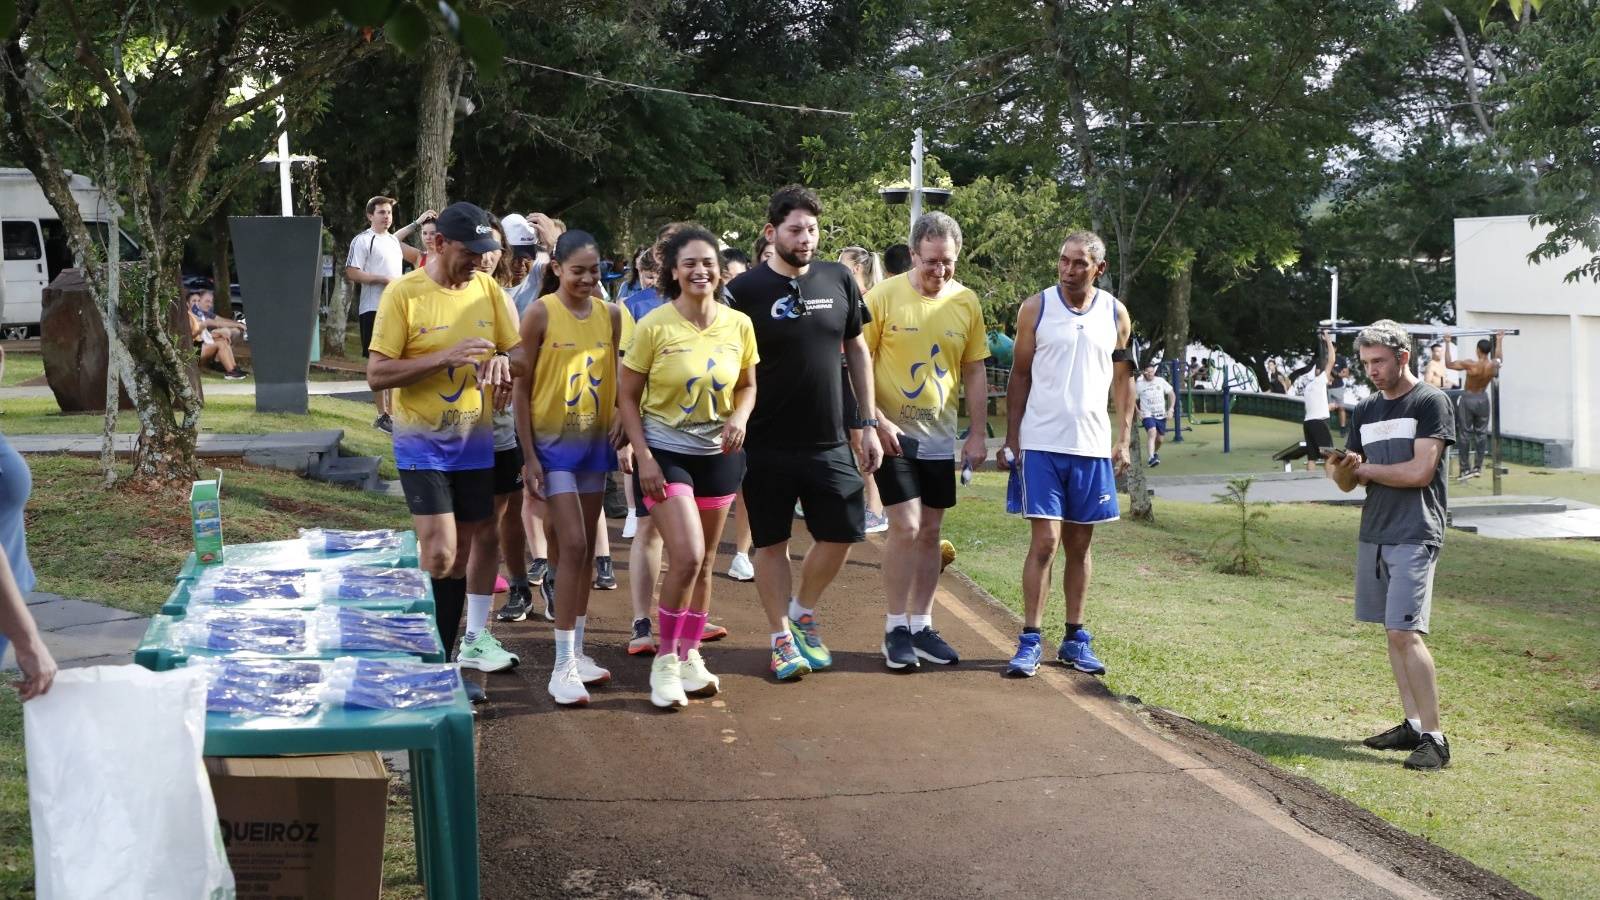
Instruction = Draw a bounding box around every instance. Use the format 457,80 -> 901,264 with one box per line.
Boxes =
434,202 -> 500,254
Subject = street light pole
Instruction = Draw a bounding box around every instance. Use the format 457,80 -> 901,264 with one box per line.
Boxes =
908,127 -> 924,241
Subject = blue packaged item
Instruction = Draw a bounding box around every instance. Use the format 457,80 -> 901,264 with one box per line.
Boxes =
325,657 -> 460,710
301,528 -> 403,554
316,607 -> 440,655
322,567 -> 428,601
193,658 -> 326,718
190,567 -> 311,605
174,610 -> 312,655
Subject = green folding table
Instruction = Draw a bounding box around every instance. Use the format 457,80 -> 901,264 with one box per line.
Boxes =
200,683 -> 479,898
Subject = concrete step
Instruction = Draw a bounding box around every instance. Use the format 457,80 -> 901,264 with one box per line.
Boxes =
315,454 -> 382,491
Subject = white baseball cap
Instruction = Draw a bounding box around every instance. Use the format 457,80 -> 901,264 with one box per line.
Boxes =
500,213 -> 541,259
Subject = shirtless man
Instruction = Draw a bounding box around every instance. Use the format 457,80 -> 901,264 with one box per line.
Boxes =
1445,331 -> 1505,479
1422,343 -> 1455,390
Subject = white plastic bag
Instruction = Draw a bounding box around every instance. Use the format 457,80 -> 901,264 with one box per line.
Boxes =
24,665 -> 236,899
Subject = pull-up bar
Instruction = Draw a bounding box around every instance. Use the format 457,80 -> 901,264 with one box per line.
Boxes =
1319,323 -> 1521,338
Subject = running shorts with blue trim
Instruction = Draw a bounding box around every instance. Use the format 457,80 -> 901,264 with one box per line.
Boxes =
1006,449 -> 1119,524
1141,416 -> 1166,435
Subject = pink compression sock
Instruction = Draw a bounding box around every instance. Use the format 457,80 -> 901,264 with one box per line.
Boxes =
678,610 -> 708,660
657,607 -> 687,659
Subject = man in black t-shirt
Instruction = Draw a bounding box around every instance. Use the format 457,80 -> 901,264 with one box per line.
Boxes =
728,185 -> 884,682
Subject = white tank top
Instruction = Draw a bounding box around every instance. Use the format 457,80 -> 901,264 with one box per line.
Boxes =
1019,286 -> 1118,458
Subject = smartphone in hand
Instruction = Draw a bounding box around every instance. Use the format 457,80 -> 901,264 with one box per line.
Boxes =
1320,447 -> 1349,461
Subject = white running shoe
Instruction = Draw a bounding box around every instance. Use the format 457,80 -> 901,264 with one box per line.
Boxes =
727,552 -> 755,582
863,509 -> 890,534
575,653 -> 611,685
649,653 -> 689,708
621,513 -> 638,539
548,658 -> 590,706
680,648 -> 721,697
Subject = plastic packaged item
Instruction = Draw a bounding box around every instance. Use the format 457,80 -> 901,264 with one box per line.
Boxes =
325,657 -> 461,710
190,566 -> 312,605
315,607 -> 441,655
24,665 -> 236,897
301,527 -> 404,554
192,658 -> 327,718
172,609 -> 312,655
321,566 -> 429,601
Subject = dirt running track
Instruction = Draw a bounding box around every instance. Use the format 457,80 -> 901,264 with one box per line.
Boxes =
469,526 -> 1527,900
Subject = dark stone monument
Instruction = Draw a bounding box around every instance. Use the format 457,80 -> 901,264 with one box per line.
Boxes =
229,216 -> 322,414
40,267 -> 200,412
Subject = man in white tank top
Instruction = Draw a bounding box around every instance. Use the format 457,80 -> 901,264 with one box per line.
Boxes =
997,231 -> 1134,678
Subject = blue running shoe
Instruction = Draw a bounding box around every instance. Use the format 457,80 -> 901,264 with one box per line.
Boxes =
882,626 -> 919,670
1006,632 -> 1042,677
1057,628 -> 1106,675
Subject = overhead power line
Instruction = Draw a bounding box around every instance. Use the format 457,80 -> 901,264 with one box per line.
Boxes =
505,58 -> 856,117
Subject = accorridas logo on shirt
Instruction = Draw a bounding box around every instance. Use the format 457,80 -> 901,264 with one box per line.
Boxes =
680,356 -> 730,415
902,343 -> 949,405
566,355 -> 605,412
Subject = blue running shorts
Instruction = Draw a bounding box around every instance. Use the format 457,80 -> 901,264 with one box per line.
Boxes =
1007,449 -> 1119,524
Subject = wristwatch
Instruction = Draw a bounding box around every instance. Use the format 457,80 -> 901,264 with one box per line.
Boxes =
857,417 -> 879,428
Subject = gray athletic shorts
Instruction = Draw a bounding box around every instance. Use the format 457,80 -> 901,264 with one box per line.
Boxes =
545,469 -> 607,496
1355,542 -> 1438,632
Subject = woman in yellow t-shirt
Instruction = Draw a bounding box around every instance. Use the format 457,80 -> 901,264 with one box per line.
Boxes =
619,224 -> 758,709
512,230 -> 625,706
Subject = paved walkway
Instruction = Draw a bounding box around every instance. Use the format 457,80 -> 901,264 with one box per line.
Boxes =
0,592 -> 148,671
468,527 -> 1508,899
0,379 -> 370,401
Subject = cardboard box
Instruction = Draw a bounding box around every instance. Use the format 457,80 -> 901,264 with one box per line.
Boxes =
190,477 -> 224,564
206,752 -> 388,900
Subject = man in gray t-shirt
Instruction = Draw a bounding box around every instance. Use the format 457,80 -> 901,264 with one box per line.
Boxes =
1327,320 -> 1455,771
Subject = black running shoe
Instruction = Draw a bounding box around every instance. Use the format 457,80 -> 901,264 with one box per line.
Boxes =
496,584 -> 533,622
539,568 -> 556,622
526,557 -> 549,586
464,680 -> 487,705
594,555 -> 617,590
882,625 -> 919,670
1403,733 -> 1450,770
374,413 -> 393,434
911,627 -> 959,665
1363,720 -> 1422,751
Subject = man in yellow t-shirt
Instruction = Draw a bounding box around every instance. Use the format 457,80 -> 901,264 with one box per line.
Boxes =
863,211 -> 990,670
367,202 -> 526,677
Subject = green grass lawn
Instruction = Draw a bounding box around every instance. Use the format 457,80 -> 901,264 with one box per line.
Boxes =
2,458 -> 416,896
0,353 -> 44,387
944,471 -> 1600,898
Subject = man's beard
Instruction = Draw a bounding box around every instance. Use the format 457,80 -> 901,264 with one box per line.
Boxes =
777,244 -> 812,268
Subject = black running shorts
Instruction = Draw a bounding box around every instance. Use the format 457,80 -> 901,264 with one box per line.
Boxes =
743,443 -> 865,548
876,436 -> 957,510
398,467 -> 495,521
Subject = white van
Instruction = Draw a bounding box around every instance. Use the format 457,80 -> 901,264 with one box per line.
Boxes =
1,168 -> 141,338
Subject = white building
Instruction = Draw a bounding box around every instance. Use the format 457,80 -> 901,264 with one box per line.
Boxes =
1454,215 -> 1600,468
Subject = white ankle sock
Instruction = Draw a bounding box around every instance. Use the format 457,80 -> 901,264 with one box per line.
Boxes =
1424,730 -> 1445,743
1406,718 -> 1422,733
771,620 -> 791,648
886,613 -> 908,632
554,629 -> 575,666
464,593 -> 491,641
788,597 -> 812,621
909,614 -> 933,633
574,615 -> 587,656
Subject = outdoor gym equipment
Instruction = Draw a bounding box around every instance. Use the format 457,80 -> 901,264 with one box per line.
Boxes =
1322,323 -> 1518,496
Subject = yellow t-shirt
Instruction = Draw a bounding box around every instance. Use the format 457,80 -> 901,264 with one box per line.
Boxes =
369,268 -> 521,470
863,272 -> 989,459
529,294 -> 620,473
622,302 -> 758,455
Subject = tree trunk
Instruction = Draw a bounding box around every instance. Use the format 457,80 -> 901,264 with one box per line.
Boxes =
1163,251 -> 1194,363
415,37 -> 461,212
324,239 -> 350,357
1125,423 -> 1153,521
211,209 -> 232,300
118,260 -> 203,483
